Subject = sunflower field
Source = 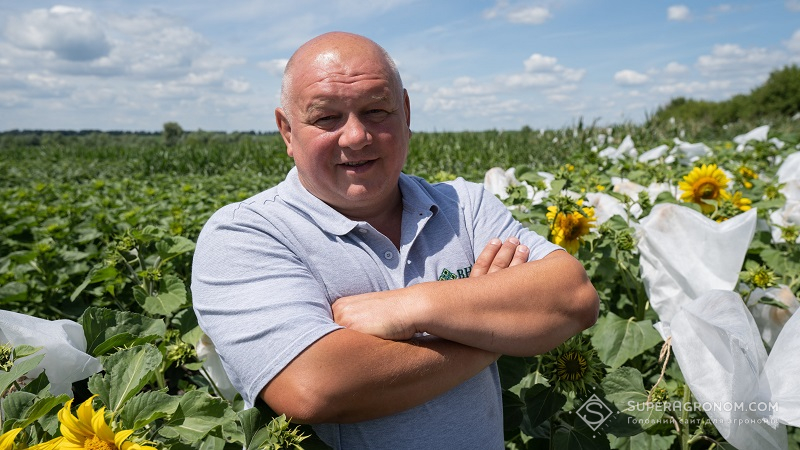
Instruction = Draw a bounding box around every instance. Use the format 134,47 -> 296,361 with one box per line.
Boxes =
1,118 -> 799,450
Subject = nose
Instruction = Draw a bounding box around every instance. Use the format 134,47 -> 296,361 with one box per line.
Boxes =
338,113 -> 372,150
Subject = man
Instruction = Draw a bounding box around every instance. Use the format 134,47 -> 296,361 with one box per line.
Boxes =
191,31 -> 599,449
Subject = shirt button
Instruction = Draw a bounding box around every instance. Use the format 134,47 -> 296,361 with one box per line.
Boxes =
358,228 -> 368,234
384,251 -> 393,260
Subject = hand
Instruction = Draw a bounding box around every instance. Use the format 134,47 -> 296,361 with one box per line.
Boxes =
470,237 -> 529,277
332,287 -> 421,341
333,237 -> 529,340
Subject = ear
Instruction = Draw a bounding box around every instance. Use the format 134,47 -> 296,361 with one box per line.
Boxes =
403,89 -> 412,138
275,107 -> 294,157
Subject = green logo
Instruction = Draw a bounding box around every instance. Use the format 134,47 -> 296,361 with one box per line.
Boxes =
438,266 -> 472,281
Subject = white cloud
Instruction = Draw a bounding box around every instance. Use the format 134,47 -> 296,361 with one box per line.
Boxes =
614,69 -> 649,86
4,6 -> 110,61
224,79 -> 251,94
259,59 -> 289,77
787,0 -> 800,12
652,80 -> 732,96
484,2 -> 553,25
696,43 -> 787,76
507,6 -> 552,24
523,54 -> 558,72
664,61 -> 689,75
786,30 -> 800,53
511,53 -> 585,86
667,5 -> 691,21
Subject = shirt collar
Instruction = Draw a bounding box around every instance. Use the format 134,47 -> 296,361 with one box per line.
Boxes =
277,167 -> 439,236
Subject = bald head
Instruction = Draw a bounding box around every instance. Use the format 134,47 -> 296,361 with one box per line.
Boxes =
280,32 -> 403,121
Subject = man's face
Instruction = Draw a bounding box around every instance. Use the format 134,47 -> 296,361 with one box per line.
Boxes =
276,48 -> 411,218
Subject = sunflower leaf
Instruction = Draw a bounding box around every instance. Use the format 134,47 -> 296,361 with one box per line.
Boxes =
552,419 -> 610,450
88,344 -> 162,413
119,390 -> 180,430
79,307 -> 166,356
0,351 -> 44,395
521,384 -> 567,435
601,367 -> 665,430
609,433 -> 676,450
158,389 -> 239,443
139,275 -> 187,316
590,312 -> 662,369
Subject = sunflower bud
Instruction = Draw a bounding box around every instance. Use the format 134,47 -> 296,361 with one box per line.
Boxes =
540,335 -> 605,394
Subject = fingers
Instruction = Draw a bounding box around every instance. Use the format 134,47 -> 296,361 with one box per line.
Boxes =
472,238 -> 502,277
471,237 -> 529,277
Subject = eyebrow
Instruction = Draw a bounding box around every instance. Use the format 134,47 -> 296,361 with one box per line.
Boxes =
303,94 -> 393,115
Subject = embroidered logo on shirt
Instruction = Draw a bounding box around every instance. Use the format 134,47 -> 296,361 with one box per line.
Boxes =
438,266 -> 472,280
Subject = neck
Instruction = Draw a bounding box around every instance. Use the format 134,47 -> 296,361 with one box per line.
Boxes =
343,190 -> 403,249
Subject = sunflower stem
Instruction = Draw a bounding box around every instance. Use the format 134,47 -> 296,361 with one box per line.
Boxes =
680,385 -> 692,450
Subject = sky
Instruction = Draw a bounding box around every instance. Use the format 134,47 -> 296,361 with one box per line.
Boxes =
1,0 -> 799,133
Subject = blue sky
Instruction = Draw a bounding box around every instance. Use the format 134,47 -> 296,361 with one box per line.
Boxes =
1,0 -> 798,132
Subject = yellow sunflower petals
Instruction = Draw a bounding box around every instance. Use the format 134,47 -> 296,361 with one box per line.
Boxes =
0,428 -> 23,448
92,406 -> 116,442
76,395 -> 99,427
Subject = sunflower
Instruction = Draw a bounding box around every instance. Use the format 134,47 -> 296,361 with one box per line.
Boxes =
730,191 -> 752,212
679,164 -> 731,214
737,166 -> 758,189
541,335 -> 605,394
32,395 -> 156,450
546,200 -> 596,255
0,428 -> 23,449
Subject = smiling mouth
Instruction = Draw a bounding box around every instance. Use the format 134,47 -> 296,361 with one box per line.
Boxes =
341,160 -> 371,167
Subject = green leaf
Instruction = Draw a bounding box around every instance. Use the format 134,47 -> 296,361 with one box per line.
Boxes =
521,384 -> 567,435
141,275 -> 186,316
12,345 -> 42,359
0,352 -> 45,395
591,312 -> 662,369
158,390 -> 238,443
155,235 -> 196,263
79,307 -> 165,356
502,389 -> 525,438
601,367 -> 664,430
1,391 -> 37,431
119,390 -> 180,430
609,433 -> 675,450
71,266 -> 119,301
553,421 -> 611,450
88,344 -> 162,412
0,281 -> 28,303
498,355 -> 531,391
3,392 -> 69,431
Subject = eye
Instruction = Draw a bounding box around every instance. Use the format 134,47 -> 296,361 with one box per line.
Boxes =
313,115 -> 339,128
365,109 -> 390,121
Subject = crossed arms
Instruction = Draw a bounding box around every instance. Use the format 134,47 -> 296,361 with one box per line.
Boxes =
261,237 -> 599,423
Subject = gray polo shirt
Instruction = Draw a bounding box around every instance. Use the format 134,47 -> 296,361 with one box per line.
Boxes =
191,167 -> 561,449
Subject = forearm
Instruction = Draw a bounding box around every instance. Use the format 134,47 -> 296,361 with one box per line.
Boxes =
334,250 -> 599,357
261,328 -> 497,424
412,250 -> 599,356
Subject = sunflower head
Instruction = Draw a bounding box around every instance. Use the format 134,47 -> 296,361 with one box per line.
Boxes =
546,197 -> 596,254
0,343 -> 11,371
541,335 -> 605,394
737,166 -> 758,189
777,224 -> 799,244
714,191 -> 752,222
742,264 -> 778,289
33,395 -> 158,450
679,164 -> 731,214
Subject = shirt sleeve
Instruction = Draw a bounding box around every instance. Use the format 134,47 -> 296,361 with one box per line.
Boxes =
460,178 -> 563,261
191,202 -> 343,407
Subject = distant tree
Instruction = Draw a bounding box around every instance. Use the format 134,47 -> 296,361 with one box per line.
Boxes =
749,65 -> 800,118
649,65 -> 800,127
163,121 -> 184,146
